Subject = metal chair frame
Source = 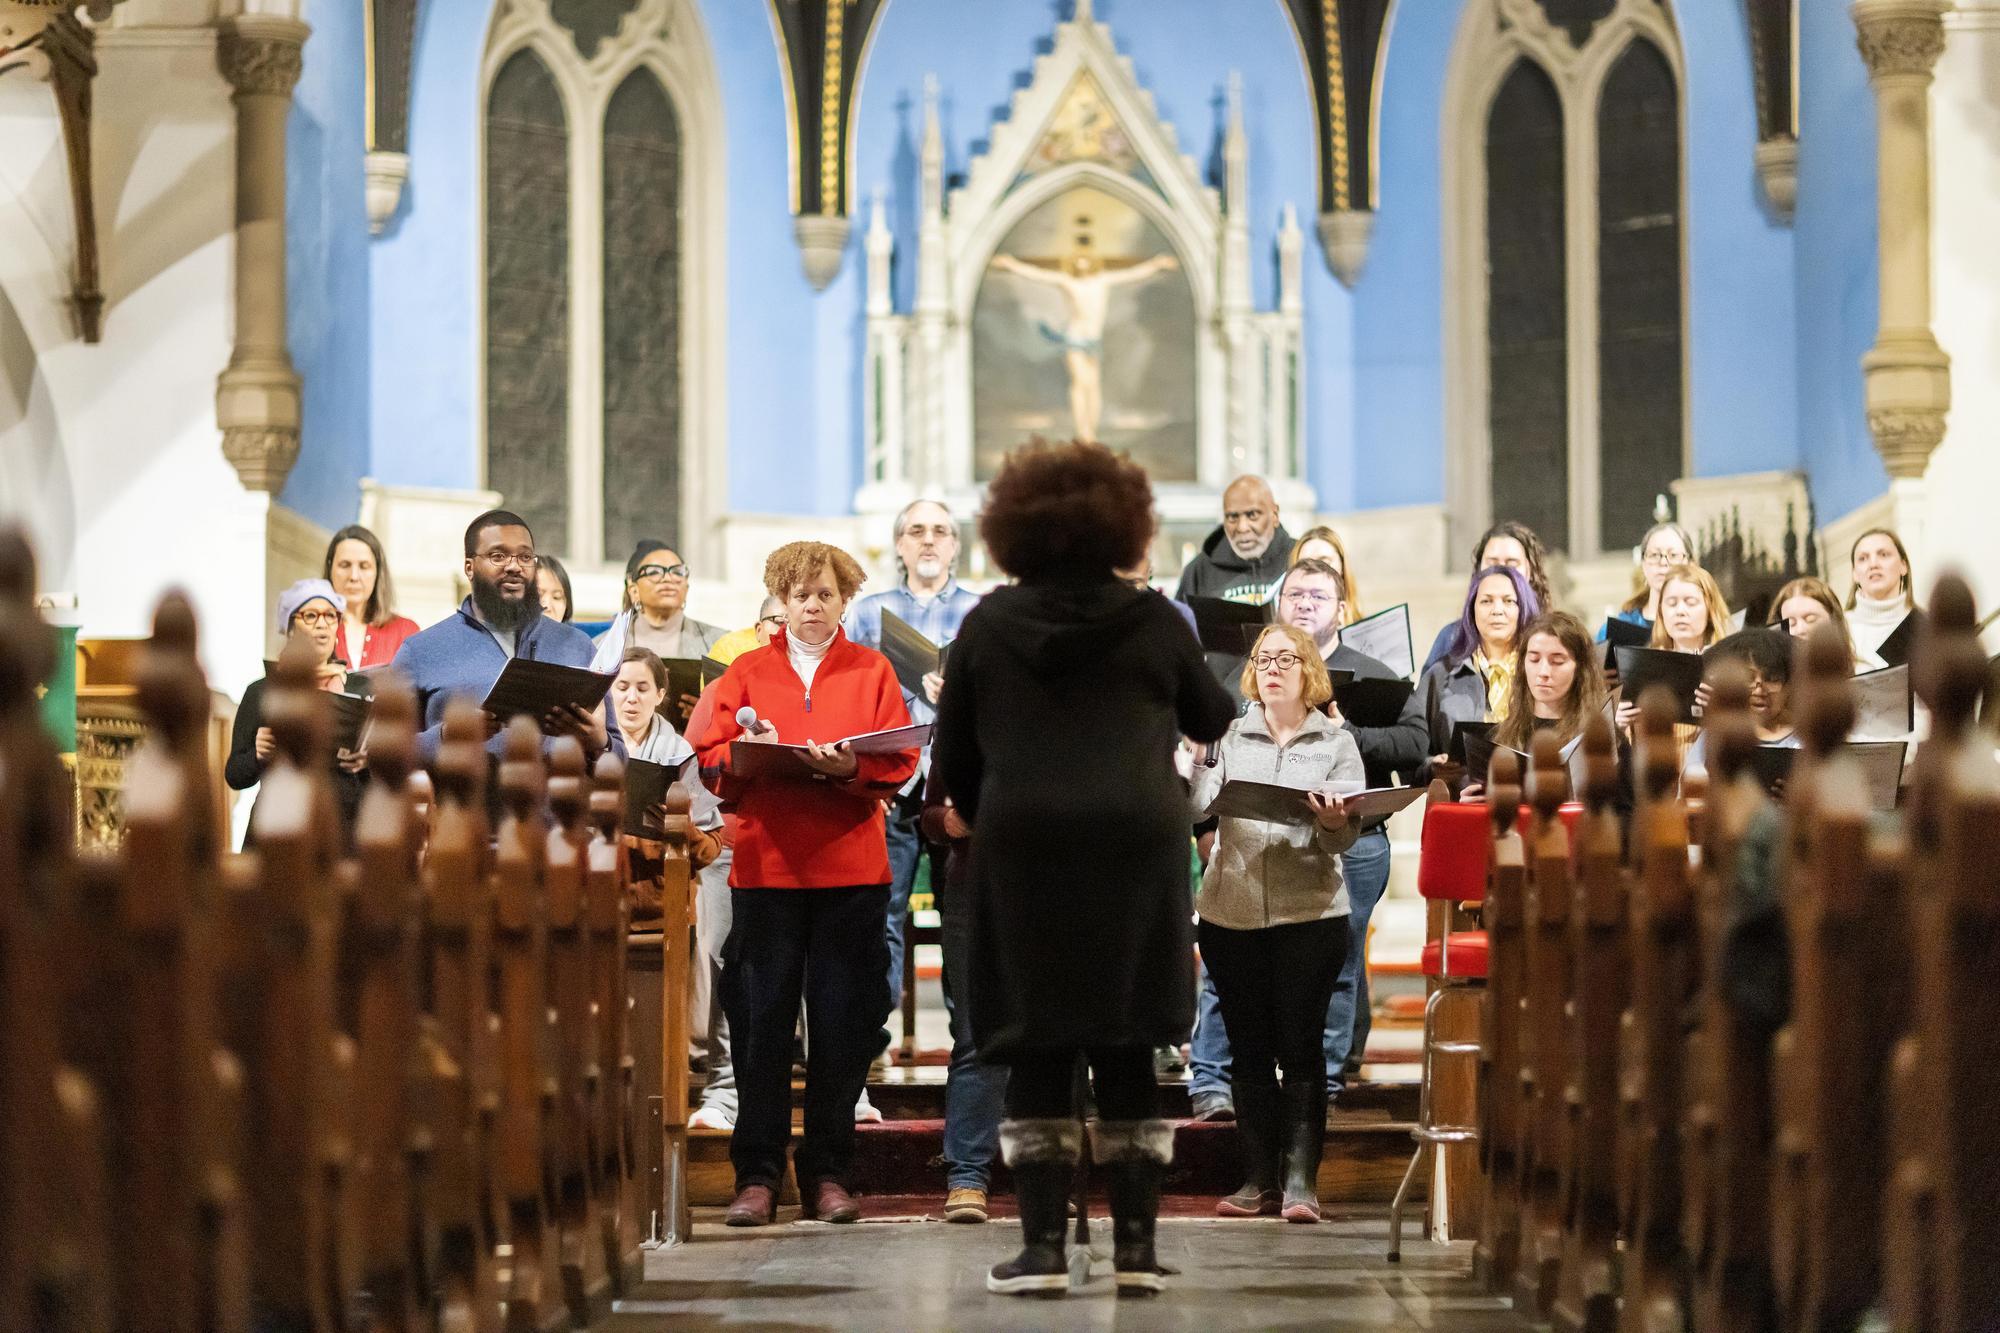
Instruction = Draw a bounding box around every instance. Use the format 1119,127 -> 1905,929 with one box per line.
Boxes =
1387,922 -> 1484,1261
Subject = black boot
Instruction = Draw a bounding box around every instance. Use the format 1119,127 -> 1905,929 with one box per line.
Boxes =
1279,1081 -> 1327,1223
1094,1119 -> 1175,1298
986,1119 -> 1079,1297
1214,1080 -> 1280,1217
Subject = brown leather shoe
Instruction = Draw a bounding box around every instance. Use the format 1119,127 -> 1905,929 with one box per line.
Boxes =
802,1179 -> 860,1223
724,1183 -> 777,1227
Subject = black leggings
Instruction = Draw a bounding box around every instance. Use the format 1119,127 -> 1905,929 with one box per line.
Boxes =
1004,1045 -> 1156,1121
1198,916 -> 1350,1107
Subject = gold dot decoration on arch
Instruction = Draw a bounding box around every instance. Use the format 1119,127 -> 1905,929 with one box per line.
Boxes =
765,0 -> 891,219
1276,0 -> 1394,216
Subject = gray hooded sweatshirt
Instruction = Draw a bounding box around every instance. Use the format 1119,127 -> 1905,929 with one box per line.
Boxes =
1190,704 -> 1365,930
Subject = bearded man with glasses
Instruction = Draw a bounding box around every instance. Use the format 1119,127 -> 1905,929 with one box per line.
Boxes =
390,508 -> 602,765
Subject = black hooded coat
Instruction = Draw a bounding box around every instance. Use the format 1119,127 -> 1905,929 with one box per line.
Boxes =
933,579 -> 1236,1058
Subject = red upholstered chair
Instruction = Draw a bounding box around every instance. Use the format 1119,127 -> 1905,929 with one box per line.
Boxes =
1389,796 -> 1492,1261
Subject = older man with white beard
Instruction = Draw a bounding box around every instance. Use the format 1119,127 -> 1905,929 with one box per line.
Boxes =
844,500 -> 994,1211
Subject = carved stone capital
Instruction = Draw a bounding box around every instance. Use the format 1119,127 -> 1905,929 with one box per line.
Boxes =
794,212 -> 851,292
221,425 -> 301,494
1754,136 -> 1798,221
218,16 -> 308,99
1866,408 -> 1948,477
1853,0 -> 1949,80
365,149 -> 410,235
1316,209 -> 1375,289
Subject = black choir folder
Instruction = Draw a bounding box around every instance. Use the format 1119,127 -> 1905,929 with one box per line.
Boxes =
1612,646 -> 1705,723
657,656 -> 728,707
1211,779 -> 1426,827
1187,596 -> 1268,657
1333,677 -> 1415,728
878,611 -> 951,698
728,723 -> 933,782
479,658 -> 615,721
261,662 -> 373,750
1599,614 -> 1651,667
621,756 -> 694,838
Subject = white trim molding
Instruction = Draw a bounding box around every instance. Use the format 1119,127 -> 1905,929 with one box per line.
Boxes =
478,0 -> 728,580
858,7 -> 1311,530
1441,0 -> 1690,564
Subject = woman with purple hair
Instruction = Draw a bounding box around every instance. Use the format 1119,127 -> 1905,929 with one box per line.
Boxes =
1415,564 -> 1539,788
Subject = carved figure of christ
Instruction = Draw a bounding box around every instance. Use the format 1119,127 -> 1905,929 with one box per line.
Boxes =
989,251 -> 1179,443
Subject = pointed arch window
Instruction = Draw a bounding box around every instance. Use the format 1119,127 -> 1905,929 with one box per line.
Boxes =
480,1 -> 726,582
485,49 -> 571,556
1445,1 -> 1687,560
1486,59 -> 1570,552
601,70 -> 682,563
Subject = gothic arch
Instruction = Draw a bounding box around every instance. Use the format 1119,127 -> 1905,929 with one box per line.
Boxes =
477,0 -> 726,572
1441,0 -> 1688,561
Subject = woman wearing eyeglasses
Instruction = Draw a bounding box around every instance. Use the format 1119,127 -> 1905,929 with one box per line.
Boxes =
226,579 -> 377,849
1189,622 -> 1363,1224
590,540 -> 729,721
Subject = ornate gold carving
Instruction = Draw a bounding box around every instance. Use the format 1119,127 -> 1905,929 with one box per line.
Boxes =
819,0 -> 845,213
221,425 -> 301,493
1322,0 -> 1352,211
74,702 -> 143,850
219,28 -> 304,98
1866,407 -> 1947,477
1855,14 -> 1946,79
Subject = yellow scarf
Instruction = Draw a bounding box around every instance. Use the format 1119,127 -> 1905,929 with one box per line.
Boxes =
1473,649 -> 1513,723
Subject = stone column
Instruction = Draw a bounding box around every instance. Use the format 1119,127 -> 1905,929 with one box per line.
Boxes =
214,13 -> 310,494
1851,0 -> 1952,567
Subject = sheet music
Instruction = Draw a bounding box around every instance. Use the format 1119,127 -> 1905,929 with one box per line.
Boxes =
1340,603 -> 1415,681
1851,663 -> 1913,739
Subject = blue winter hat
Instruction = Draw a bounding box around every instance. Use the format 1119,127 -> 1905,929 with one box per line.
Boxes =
276,578 -> 343,636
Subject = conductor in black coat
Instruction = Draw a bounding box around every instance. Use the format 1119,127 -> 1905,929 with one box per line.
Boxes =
934,441 -> 1235,1298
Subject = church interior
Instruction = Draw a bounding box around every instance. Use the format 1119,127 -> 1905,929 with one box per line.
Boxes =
3,0 -> 1999,1328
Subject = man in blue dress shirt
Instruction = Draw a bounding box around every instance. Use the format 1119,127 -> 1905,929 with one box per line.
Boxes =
844,499 -> 993,1213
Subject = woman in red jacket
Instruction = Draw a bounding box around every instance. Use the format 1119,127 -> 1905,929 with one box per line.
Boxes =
691,541 -> 918,1227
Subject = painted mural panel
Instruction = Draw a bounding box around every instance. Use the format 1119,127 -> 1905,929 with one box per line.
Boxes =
972,185 -> 1196,482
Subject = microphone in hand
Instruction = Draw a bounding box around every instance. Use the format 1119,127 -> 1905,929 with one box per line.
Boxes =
736,705 -> 778,742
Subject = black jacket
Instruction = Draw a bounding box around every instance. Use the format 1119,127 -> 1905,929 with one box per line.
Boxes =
1174,524 -> 1293,682
226,672 -> 374,849
934,580 -> 1235,1058
1325,641 -> 1429,827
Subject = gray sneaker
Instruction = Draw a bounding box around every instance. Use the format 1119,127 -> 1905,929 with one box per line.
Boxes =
1189,1091 -> 1235,1123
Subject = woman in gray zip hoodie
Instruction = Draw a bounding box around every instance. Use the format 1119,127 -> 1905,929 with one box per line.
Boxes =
1189,623 -> 1366,1223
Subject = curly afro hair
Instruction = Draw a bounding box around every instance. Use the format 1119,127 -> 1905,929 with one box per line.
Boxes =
763,541 -> 868,602
979,439 -> 1154,581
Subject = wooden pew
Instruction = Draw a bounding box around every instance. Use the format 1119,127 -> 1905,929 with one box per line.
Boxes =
1475,749 -> 1528,1296
341,681 -> 427,1331
1769,627 -> 1909,1331
0,530 -> 115,1333
589,753 -> 649,1287
1616,691 -> 1696,1333
423,701 -> 503,1333
1552,716 -> 1624,1333
1678,664 -> 1778,1333
1515,733 -> 1578,1316
1884,575 -> 2000,1332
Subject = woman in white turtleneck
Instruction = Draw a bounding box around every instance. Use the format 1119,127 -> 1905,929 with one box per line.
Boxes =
1845,528 -> 1923,661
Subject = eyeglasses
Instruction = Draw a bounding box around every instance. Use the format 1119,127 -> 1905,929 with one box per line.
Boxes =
1641,549 -> 1683,567
478,550 -> 539,571
757,613 -> 786,628
292,609 -> 339,628
633,563 -> 690,582
1281,590 -> 1336,608
1252,652 -> 1303,671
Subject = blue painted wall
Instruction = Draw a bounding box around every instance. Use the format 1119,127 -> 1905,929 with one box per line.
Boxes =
282,0 -> 371,530
1679,3 -> 1798,478
1792,0 -> 1885,523
368,0 -> 485,491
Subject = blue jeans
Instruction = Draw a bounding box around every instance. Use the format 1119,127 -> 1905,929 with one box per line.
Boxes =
1324,827 -> 1392,1094
1188,959 -> 1232,1099
937,869 -> 1008,1190
883,793 -> 924,1016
